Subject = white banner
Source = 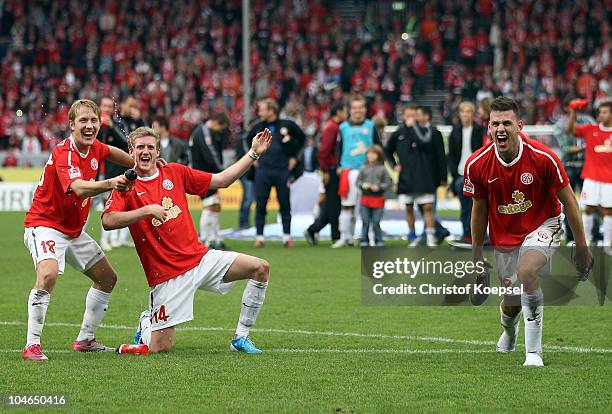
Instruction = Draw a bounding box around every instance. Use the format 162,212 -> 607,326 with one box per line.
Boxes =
0,183 -> 37,211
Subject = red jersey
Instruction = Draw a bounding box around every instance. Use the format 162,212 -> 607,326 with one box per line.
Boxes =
574,123 -> 612,183
103,164 -> 212,287
463,134 -> 569,248
25,137 -> 110,238
317,119 -> 340,172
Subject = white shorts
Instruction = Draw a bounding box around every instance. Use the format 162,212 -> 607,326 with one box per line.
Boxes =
202,192 -> 221,207
398,193 -> 435,205
148,249 -> 240,331
24,227 -> 105,274
494,214 -> 564,295
580,179 -> 612,208
341,169 -> 361,207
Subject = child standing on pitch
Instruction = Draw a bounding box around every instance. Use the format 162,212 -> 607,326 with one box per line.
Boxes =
357,145 -> 391,246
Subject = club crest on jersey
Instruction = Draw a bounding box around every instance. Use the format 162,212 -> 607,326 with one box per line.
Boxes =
463,177 -> 475,194
152,196 -> 182,227
162,179 -> 174,190
91,158 -> 98,170
68,166 -> 81,179
521,172 -> 533,185
498,190 -> 532,214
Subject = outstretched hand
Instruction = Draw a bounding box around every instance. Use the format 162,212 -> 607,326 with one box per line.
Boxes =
251,128 -> 273,156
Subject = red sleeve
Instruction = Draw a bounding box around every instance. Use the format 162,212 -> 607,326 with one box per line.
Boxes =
574,124 -> 589,138
102,190 -> 127,214
97,140 -> 110,161
317,122 -> 338,172
181,165 -> 212,196
542,149 -> 569,193
55,149 -> 82,193
463,157 -> 486,199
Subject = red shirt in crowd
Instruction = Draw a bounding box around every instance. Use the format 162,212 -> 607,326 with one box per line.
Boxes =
317,119 -> 341,172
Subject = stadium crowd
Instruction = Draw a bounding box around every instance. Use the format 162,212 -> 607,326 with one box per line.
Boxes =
0,0 -> 610,248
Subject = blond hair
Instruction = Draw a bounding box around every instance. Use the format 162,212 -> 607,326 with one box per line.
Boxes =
459,101 -> 476,113
366,144 -> 386,165
128,126 -> 160,151
68,99 -> 101,123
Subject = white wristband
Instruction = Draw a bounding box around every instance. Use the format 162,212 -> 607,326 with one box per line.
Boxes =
248,149 -> 260,160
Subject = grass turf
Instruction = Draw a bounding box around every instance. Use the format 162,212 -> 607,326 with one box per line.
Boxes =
1,210 -> 611,413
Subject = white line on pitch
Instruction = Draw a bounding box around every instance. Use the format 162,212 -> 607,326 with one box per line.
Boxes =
2,321 -> 611,354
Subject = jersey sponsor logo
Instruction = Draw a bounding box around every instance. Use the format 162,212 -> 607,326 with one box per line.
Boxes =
594,138 -> 612,153
104,196 -> 113,210
162,179 -> 174,190
463,177 -> 475,194
68,166 -> 82,179
152,196 -> 182,227
521,172 -> 533,185
497,190 -> 532,215
91,158 -> 98,170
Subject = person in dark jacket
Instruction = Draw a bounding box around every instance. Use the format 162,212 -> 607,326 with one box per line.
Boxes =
447,101 -> 485,243
386,104 -> 447,247
189,113 -> 230,249
97,95 -> 143,249
246,98 -> 306,247
152,116 -> 189,165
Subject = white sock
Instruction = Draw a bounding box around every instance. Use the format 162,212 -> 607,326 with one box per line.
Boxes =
26,289 -> 50,346
210,211 -> 220,243
76,287 -> 111,341
425,227 -> 436,246
521,287 -> 544,355
120,227 -> 131,244
110,229 -> 122,246
282,233 -> 291,243
100,226 -> 111,245
582,213 -> 594,244
339,210 -> 352,242
235,280 -> 268,338
500,305 -> 520,338
603,215 -> 612,248
349,209 -> 357,241
139,312 -> 152,346
200,209 -> 210,242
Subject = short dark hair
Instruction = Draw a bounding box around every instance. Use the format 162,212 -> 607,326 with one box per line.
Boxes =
418,106 -> 432,119
598,101 -> 612,112
490,96 -> 520,117
209,113 -> 230,128
330,102 -> 346,117
153,115 -> 169,129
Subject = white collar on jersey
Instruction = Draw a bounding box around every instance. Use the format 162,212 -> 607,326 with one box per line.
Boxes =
599,123 -> 612,132
69,135 -> 90,158
136,169 -> 159,181
494,135 -> 524,167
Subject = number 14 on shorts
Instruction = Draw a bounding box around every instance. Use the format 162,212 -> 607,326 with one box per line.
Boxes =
152,305 -> 169,323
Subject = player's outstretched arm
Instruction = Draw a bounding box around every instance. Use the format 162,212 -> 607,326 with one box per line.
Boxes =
107,145 -> 137,168
70,175 -> 131,198
102,204 -> 168,230
210,128 -> 272,189
556,184 -> 593,274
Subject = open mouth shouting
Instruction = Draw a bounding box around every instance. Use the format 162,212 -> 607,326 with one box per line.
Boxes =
495,133 -> 509,148
139,153 -> 152,168
81,128 -> 97,140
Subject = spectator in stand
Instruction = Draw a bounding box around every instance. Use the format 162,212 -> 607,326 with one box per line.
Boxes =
304,103 -> 347,246
333,94 -> 381,248
357,145 -> 392,247
447,102 -> 485,243
189,113 -> 231,250
386,104 -> 446,247
247,98 -> 305,248
152,116 -> 189,165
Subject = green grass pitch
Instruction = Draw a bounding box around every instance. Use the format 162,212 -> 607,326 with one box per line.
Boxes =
1,211 -> 611,413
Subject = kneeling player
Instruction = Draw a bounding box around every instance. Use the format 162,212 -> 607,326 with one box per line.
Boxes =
102,127 -> 273,353
464,97 -> 593,367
